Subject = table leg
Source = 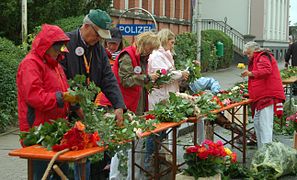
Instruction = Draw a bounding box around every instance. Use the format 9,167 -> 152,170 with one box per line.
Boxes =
193,121 -> 197,145
28,159 -> 33,180
242,105 -> 247,163
80,158 -> 87,180
172,127 -> 177,180
132,140 -> 135,180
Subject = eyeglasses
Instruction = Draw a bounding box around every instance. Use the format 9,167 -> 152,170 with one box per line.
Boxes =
90,25 -> 100,37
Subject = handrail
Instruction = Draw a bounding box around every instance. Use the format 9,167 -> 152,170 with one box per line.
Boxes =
198,19 -> 245,54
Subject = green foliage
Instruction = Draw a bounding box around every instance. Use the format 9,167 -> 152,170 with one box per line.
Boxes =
201,30 -> 233,72
174,32 -> 201,82
150,92 -> 196,122
0,37 -> 26,132
174,30 -> 233,74
54,16 -> 84,33
0,0 -> 112,44
19,119 -> 70,149
174,32 -> 198,70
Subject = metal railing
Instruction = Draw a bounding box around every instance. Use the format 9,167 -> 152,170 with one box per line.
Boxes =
199,19 -> 245,54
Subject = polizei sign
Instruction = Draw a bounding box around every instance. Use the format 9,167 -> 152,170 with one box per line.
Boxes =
117,24 -> 156,36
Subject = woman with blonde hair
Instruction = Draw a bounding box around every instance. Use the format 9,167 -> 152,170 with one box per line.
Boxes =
144,29 -> 189,173
100,31 -> 160,114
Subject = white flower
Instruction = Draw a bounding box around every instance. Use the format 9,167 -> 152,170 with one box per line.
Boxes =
135,128 -> 143,138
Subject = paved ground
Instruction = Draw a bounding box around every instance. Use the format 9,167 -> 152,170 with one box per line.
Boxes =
2,60 -> 296,179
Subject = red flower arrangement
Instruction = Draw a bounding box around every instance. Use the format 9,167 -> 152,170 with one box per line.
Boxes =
52,121 -> 100,151
183,140 -> 237,178
286,113 -> 297,131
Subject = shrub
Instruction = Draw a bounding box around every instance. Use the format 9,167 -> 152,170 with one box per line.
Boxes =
174,30 -> 233,73
201,30 -> 233,71
0,38 -> 26,132
174,32 -> 198,70
54,16 -> 84,32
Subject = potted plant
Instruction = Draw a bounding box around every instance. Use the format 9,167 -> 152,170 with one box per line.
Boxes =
176,139 -> 237,180
286,113 -> 297,149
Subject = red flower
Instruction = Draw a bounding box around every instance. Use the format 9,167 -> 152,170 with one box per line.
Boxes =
186,146 -> 199,153
197,146 -> 208,159
145,114 -> 156,120
161,69 -> 167,75
231,152 -> 237,162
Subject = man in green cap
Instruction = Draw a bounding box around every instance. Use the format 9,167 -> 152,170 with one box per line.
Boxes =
60,9 -> 126,179
61,9 -> 125,122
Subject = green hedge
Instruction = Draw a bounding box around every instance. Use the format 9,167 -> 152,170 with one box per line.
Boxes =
174,32 -> 198,70
201,30 -> 233,72
54,16 -> 84,32
0,38 -> 26,132
175,30 -> 233,72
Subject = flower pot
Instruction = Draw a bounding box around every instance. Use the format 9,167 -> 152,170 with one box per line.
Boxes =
176,173 -> 221,180
293,131 -> 297,149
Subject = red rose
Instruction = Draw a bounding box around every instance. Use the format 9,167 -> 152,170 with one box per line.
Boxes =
161,69 -> 167,75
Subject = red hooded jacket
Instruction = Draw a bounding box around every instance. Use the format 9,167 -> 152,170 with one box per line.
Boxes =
16,24 -> 70,132
248,51 -> 285,103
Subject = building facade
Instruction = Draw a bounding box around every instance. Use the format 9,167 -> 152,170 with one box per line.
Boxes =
198,0 -> 290,60
110,0 -> 192,42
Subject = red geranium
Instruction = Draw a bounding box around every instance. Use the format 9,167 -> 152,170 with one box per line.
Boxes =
184,140 -> 237,178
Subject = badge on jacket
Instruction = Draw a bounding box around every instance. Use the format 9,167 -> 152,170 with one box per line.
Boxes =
75,47 -> 84,56
134,66 -> 142,74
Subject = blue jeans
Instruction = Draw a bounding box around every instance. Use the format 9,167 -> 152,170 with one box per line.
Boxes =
144,132 -> 166,169
32,160 -> 69,180
74,159 -> 91,180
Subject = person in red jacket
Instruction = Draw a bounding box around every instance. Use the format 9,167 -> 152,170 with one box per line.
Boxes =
241,41 -> 285,148
16,24 -> 79,179
100,31 -> 160,114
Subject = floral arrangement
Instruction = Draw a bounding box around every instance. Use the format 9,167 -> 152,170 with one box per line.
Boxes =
183,140 -> 237,178
286,113 -> 297,131
154,69 -> 172,86
215,82 -> 248,106
146,69 -> 172,92
52,121 -> 100,151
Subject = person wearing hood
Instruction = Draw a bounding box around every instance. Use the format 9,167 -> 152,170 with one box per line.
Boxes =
16,24 -> 78,179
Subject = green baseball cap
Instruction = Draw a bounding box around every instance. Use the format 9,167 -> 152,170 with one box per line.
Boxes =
88,9 -> 112,39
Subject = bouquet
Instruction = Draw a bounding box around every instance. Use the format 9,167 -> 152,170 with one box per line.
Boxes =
154,69 -> 172,87
183,140 -> 237,178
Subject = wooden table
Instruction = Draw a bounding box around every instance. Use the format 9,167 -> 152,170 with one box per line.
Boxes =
211,99 -> 253,163
9,145 -> 105,180
131,120 -> 190,180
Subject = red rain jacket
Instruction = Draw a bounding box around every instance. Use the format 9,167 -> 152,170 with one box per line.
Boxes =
248,51 -> 285,103
17,24 -> 70,132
